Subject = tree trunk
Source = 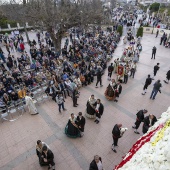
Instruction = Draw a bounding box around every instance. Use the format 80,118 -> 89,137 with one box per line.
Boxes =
47,26 -> 63,53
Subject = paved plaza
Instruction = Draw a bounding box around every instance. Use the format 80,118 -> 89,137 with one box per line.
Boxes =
0,32 -> 170,170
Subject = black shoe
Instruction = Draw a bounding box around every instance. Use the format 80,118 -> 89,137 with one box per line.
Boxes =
95,86 -> 98,88
132,126 -> 136,129
63,109 -> 67,111
76,104 -> 79,105
73,105 -> 77,107
134,131 -> 140,134
94,120 -> 97,122
141,93 -> 145,95
114,99 -> 118,102
164,80 -> 168,84
112,148 -> 117,153
96,120 -> 99,124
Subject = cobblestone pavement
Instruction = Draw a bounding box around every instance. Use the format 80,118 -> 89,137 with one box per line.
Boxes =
0,32 -> 170,170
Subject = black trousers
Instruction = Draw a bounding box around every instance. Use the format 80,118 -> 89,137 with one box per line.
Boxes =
96,79 -> 102,86
108,72 -> 112,78
143,84 -> 149,90
151,53 -> 156,59
73,97 -> 77,106
154,70 -> 157,76
124,75 -> 128,84
135,120 -> 141,129
130,69 -> 135,78
113,137 -> 118,146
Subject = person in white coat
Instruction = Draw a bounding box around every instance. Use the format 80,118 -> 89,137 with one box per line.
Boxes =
25,93 -> 39,115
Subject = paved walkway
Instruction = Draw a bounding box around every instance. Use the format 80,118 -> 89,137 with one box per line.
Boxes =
0,32 -> 170,170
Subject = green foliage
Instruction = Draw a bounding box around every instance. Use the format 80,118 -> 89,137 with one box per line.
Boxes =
149,3 -> 160,12
117,25 -> 123,36
136,27 -> 143,38
0,16 -> 17,29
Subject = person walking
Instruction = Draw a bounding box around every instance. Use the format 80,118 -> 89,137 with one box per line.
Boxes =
42,145 -> 55,170
152,63 -> 160,80
89,155 -> 104,170
36,140 -> 50,166
55,93 -> 66,113
150,80 -> 162,100
124,66 -> 129,84
142,114 -> 157,134
129,62 -> 137,78
107,63 -> 114,80
142,75 -> 152,95
155,29 -> 159,38
72,87 -> 79,107
151,46 -> 157,59
164,69 -> 170,84
132,109 -> 148,134
76,112 -> 86,137
25,93 -> 39,115
96,70 -> 103,88
112,124 -> 122,153
94,99 -> 104,124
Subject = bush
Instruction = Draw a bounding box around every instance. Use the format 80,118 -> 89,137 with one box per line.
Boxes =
117,25 -> 123,36
136,27 -> 143,38
149,3 -> 160,12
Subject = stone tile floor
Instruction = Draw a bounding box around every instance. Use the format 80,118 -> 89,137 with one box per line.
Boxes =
0,32 -> 170,170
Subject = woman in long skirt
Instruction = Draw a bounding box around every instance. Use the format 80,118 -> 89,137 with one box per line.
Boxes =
65,113 -> 81,138
85,95 -> 97,119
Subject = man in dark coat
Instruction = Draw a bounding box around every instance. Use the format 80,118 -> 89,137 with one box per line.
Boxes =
72,87 -> 79,107
95,70 -> 103,88
143,114 -> 157,134
42,145 -> 55,170
112,124 -> 122,153
107,63 -> 114,80
94,99 -> 104,124
114,81 -> 122,102
150,80 -> 162,100
152,63 -> 160,79
76,112 -> 86,137
151,46 -> 157,59
132,109 -> 148,134
164,69 -> 170,84
89,155 -> 103,170
142,74 -> 152,95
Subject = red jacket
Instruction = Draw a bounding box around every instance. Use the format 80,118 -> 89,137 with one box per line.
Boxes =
20,43 -> 25,50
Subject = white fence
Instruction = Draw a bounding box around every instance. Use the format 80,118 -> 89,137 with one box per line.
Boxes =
143,27 -> 170,35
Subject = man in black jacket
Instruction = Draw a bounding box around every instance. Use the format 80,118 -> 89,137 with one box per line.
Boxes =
112,124 -> 122,153
114,81 -> 122,102
152,63 -> 160,80
164,69 -> 170,84
42,145 -> 55,170
72,87 -> 79,107
76,112 -> 86,137
132,109 -> 148,134
89,155 -> 103,170
94,99 -> 104,124
151,46 -> 157,59
95,70 -> 103,88
142,74 -> 152,95
108,63 -> 114,80
143,114 -> 157,134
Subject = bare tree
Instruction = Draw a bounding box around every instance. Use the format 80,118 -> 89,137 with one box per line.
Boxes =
2,0 -> 104,51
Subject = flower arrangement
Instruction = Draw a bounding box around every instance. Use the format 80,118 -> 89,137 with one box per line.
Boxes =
114,106 -> 170,170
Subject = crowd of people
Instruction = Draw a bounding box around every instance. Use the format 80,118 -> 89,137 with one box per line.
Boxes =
0,7 -> 169,170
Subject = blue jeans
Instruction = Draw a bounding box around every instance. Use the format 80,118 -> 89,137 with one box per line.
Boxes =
58,103 -> 65,112
150,89 -> 158,99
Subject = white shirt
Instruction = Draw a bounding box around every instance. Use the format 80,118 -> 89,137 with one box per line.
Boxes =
97,161 -> 103,170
